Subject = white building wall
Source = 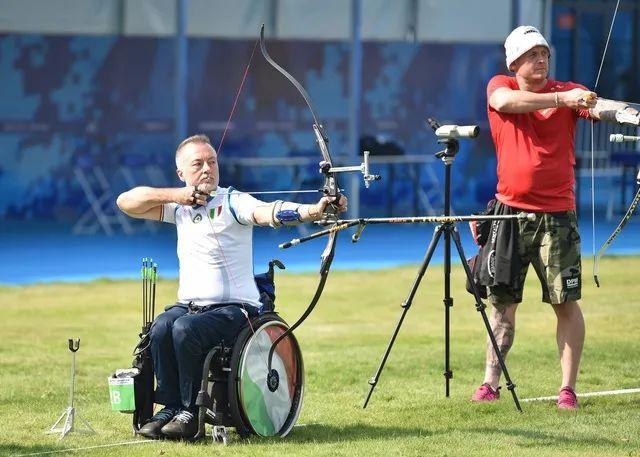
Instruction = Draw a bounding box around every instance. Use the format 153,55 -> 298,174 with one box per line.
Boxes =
187,0 -> 269,38
418,0 -> 512,42
0,0 -> 121,35
0,0 -> 549,42
123,0 -> 175,36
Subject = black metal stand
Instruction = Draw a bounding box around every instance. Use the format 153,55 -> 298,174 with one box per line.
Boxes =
363,138 -> 522,412
47,339 -> 97,439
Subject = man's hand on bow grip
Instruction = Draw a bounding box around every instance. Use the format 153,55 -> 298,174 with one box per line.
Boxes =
176,185 -> 209,207
311,194 -> 348,219
560,88 -> 597,110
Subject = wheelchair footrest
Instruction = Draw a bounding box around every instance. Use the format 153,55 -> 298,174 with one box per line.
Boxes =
212,426 -> 229,445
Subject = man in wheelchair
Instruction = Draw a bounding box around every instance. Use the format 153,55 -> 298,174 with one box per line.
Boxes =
116,134 -> 347,440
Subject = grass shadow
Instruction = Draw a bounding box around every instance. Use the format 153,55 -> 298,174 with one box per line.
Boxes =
1,443 -> 67,456
467,427 -> 619,448
1,440 -> 160,457
278,422 -> 430,443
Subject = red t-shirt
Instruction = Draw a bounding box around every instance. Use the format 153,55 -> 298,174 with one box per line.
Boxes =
487,75 -> 592,212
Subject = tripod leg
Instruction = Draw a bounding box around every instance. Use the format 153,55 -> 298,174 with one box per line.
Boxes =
77,413 -> 97,433
363,225 -> 445,408
46,410 -> 67,434
61,407 -> 74,439
450,228 -> 523,412
443,224 -> 453,397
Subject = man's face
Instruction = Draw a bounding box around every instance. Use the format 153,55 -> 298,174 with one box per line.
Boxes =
511,45 -> 549,81
176,141 -> 219,192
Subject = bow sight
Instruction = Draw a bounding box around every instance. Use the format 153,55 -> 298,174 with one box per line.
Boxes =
319,151 -> 381,189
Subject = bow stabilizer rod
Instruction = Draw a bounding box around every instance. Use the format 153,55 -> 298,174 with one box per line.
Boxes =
279,212 -> 536,249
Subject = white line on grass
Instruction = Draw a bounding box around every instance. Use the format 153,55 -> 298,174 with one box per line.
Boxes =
522,387 -> 640,402
14,424 -> 324,455
12,440 -> 158,456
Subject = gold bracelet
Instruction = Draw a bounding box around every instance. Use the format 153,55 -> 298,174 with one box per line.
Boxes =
554,91 -> 559,108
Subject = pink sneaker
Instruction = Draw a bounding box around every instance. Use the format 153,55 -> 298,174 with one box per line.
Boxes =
471,383 -> 501,401
557,386 -> 578,410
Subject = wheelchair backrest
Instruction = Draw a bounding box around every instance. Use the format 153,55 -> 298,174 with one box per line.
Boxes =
254,259 -> 285,314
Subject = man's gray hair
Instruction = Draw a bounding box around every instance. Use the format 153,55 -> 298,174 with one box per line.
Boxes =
175,134 -> 214,167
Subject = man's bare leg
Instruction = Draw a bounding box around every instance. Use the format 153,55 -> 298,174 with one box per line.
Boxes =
551,300 -> 585,390
482,303 -> 518,389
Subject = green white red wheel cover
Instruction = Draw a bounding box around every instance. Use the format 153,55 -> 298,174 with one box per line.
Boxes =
238,321 -> 303,437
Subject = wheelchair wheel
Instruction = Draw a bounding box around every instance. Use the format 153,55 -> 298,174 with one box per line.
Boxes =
228,313 -> 304,437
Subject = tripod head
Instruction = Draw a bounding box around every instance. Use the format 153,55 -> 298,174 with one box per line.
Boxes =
426,117 -> 479,161
426,118 -> 459,161
68,338 -> 80,353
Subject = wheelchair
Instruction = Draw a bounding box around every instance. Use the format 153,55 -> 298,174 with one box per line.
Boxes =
129,260 -> 305,444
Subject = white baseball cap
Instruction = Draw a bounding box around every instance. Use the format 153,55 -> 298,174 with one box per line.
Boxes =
504,25 -> 550,69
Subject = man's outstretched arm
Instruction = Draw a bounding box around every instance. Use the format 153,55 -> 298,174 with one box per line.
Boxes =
116,186 -> 207,220
252,195 -> 348,227
589,98 -> 640,124
489,87 -> 597,113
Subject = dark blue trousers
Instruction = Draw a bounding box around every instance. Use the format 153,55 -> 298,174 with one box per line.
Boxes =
149,303 -> 255,409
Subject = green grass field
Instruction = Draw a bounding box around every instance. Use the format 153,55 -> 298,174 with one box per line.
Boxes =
1,257 -> 639,456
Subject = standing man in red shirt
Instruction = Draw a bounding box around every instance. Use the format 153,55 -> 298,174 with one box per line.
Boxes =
471,25 -> 639,409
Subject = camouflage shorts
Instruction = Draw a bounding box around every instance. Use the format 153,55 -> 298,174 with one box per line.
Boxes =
489,209 -> 582,308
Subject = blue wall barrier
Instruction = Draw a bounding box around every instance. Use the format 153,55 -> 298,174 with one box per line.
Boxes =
0,34 -> 507,223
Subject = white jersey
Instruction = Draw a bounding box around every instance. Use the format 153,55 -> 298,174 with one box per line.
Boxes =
162,186 -> 266,308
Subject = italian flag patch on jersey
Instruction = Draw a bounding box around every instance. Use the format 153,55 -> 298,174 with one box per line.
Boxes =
209,205 -> 222,220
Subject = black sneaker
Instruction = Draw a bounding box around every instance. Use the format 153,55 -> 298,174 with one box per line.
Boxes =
160,409 -> 198,440
137,407 -> 179,439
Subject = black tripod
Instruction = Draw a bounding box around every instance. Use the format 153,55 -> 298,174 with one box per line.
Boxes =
363,134 -> 522,412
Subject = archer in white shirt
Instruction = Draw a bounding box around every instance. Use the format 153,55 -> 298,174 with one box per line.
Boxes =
116,134 -> 347,440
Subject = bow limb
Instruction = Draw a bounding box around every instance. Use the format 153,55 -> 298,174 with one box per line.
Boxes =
590,0 -> 621,284
259,25 -> 337,189
259,25 -> 341,371
594,173 -> 640,287
267,231 -> 337,366
259,26 -> 323,132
